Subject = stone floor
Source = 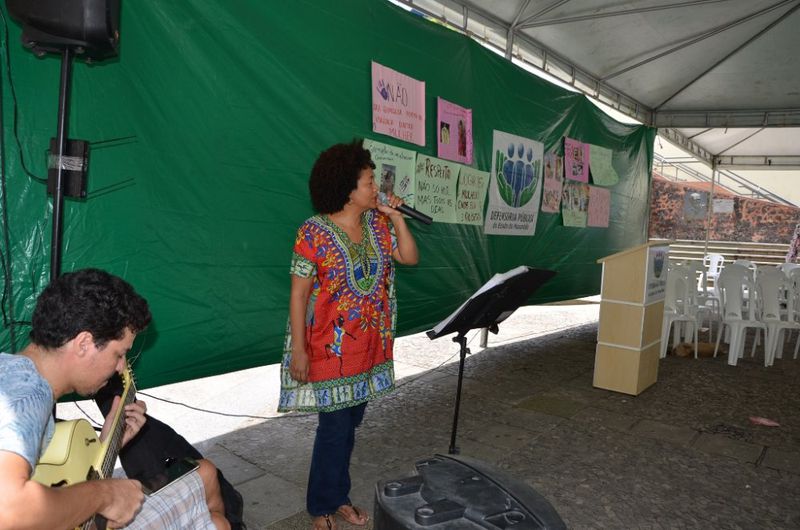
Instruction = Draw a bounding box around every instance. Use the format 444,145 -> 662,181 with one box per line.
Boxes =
193,304 -> 800,530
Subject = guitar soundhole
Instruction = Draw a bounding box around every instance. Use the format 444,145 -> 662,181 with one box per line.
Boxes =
50,479 -> 69,487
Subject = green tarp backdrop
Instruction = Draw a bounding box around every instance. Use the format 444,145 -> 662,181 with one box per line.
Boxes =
0,1 -> 655,388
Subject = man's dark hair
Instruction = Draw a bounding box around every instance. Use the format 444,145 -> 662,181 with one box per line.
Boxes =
309,139 -> 376,214
30,268 -> 152,349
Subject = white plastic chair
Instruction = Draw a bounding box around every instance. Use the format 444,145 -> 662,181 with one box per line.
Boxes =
731,260 -> 760,315
779,262 -> 800,275
789,267 -> 800,300
714,264 -> 767,366
686,260 -> 721,343
753,268 -> 800,366
703,253 -> 725,295
687,260 -> 707,294
788,268 -> 800,359
660,264 -> 699,359
732,259 -> 757,280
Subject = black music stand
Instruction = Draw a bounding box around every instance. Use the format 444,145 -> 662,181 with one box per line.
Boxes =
427,266 -> 556,454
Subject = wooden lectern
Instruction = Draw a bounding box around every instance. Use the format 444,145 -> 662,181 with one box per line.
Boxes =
594,241 -> 670,395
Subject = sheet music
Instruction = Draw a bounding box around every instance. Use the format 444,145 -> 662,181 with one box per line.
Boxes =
430,265 -> 531,336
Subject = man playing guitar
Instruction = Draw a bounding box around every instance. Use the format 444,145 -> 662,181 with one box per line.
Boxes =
0,268 -> 228,529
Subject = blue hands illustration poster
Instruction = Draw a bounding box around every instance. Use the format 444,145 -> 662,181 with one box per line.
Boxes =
483,130 -> 544,236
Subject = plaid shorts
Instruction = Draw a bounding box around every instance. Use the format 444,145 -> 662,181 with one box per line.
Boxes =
125,470 -> 215,529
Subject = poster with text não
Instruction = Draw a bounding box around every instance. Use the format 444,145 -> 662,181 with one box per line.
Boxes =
372,62 -> 425,146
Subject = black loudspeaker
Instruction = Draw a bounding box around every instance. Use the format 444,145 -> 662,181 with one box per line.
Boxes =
374,454 -> 567,529
6,0 -> 120,61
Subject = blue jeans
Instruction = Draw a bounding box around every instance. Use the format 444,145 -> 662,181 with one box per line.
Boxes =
307,402 -> 367,516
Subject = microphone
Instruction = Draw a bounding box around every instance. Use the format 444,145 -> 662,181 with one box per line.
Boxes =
378,192 -> 433,225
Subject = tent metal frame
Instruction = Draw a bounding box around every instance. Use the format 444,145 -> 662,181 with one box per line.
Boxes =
391,0 -> 800,168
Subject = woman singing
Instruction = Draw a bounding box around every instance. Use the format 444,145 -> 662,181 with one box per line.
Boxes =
278,139 -> 419,530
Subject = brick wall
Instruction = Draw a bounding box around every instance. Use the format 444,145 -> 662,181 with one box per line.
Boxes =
648,175 -> 800,243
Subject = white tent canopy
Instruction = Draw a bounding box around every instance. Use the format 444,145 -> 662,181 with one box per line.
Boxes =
393,0 -> 800,169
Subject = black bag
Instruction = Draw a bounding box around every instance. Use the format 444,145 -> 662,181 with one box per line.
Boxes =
95,375 -> 246,530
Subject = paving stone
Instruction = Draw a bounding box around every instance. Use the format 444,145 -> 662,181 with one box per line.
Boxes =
515,395 -> 587,418
204,442 -> 265,486
572,407 -> 639,432
630,419 -> 697,446
239,471 -> 306,529
762,447 -> 800,474
461,420 -> 538,452
693,433 -> 764,463
492,405 -> 566,435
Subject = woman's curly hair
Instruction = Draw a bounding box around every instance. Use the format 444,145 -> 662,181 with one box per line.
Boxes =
309,139 -> 376,214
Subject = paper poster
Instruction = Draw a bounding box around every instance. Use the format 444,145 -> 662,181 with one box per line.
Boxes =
564,137 -> 589,182
484,130 -> 544,236
541,151 -> 564,213
436,98 -> 473,165
561,181 -> 589,227
587,185 -> 610,227
589,145 -> 619,186
684,191 -> 708,220
363,139 -> 416,206
713,198 -> 734,214
371,62 -> 425,146
456,167 -> 489,225
414,154 -> 459,223
645,245 -> 670,304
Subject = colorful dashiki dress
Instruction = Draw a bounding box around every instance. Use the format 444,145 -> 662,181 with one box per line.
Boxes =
278,209 -> 397,413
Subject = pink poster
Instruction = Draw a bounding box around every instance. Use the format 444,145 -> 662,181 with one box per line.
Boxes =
564,136 -> 590,182
372,62 -> 425,146
436,98 -> 473,164
587,185 -> 610,227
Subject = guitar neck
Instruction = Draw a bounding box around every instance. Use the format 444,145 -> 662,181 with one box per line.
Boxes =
97,367 -> 137,479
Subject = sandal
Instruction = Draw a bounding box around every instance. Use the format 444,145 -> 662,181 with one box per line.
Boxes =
336,502 -> 369,526
312,514 -> 336,530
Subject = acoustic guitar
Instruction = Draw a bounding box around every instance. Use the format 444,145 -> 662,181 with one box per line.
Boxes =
32,366 -> 136,530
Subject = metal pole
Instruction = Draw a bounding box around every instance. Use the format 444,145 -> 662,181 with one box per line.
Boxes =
700,158 -> 717,292
50,48 -> 74,280
448,333 -> 469,455
703,158 -> 716,260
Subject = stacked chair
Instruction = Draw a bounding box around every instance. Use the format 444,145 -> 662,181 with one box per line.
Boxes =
686,260 -> 721,342
660,264 -> 701,359
779,262 -> 800,275
752,267 -> 800,366
790,268 -> 800,360
713,263 -> 766,366
702,253 -> 725,296
732,259 -> 758,281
